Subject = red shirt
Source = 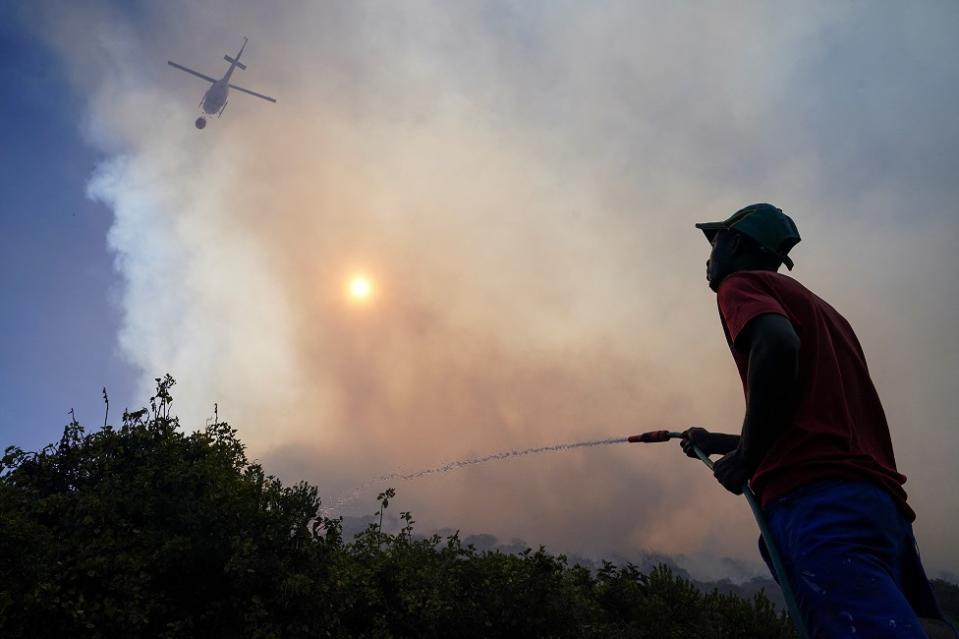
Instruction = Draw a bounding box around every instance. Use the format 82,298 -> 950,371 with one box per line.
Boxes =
717,271 -> 913,520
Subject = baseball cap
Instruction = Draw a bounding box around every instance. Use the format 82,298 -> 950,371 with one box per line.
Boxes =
695,203 -> 801,270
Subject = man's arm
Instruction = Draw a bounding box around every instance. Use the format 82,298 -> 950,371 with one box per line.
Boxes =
712,313 -> 801,493
737,313 -> 801,465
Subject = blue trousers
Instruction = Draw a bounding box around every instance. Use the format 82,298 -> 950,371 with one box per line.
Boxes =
759,480 -> 955,638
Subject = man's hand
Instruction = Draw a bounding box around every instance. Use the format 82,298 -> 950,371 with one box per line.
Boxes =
680,427 -> 712,459
712,446 -> 755,495
681,428 -> 741,459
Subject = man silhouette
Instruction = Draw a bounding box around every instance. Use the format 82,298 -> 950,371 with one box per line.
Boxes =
683,203 -> 955,638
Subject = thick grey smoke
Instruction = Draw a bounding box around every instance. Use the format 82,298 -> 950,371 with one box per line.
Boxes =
30,1 -> 959,577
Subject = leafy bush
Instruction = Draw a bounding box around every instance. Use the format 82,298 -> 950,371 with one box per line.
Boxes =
0,377 -> 795,638
932,579 -> 959,628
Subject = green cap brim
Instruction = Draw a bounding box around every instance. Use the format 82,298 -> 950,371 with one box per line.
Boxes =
694,221 -> 726,241
694,221 -> 727,230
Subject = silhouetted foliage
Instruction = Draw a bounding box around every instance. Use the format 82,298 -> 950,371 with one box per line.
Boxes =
1,377 -> 800,637
932,579 -> 959,627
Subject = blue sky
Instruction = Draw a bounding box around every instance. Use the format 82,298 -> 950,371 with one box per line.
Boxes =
0,10 -> 135,452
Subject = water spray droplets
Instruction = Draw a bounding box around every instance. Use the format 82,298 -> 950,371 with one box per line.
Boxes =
320,436 -> 629,516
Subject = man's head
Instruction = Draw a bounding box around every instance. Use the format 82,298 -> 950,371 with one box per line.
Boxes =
696,203 -> 801,292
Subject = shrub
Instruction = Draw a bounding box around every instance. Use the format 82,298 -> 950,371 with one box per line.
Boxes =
0,377 -> 795,638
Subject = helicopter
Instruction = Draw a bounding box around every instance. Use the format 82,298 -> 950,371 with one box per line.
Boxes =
167,37 -> 276,129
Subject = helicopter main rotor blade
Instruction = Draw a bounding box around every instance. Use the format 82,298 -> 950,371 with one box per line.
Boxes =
228,83 -> 277,103
167,61 -> 216,84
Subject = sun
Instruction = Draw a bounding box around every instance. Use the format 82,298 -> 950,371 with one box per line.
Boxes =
346,274 -> 374,302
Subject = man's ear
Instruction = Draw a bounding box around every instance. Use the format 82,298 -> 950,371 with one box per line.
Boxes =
728,231 -> 744,256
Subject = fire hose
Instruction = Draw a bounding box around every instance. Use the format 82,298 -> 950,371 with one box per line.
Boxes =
628,430 -> 810,639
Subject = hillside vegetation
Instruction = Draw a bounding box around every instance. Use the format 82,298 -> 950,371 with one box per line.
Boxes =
0,376 -> 812,637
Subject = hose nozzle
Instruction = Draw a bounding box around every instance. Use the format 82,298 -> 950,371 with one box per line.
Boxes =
627,430 -> 674,443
